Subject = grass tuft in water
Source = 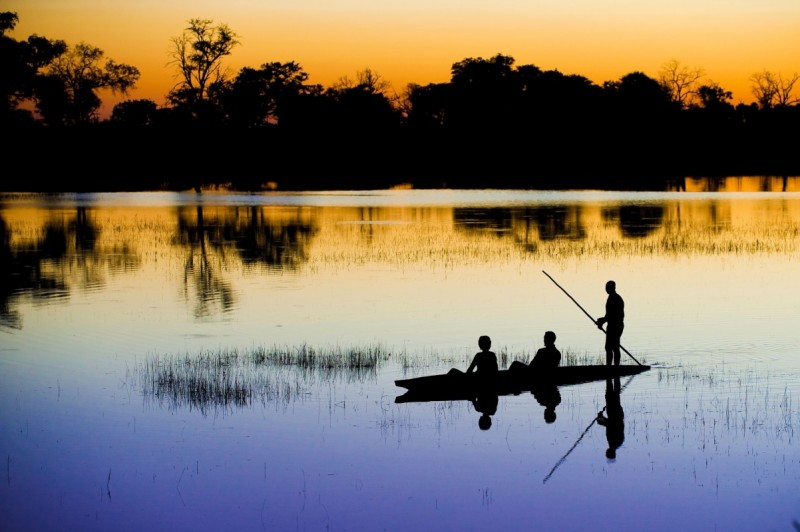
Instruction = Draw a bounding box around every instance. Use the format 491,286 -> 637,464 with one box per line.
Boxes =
135,344 -> 394,414
250,342 -> 391,369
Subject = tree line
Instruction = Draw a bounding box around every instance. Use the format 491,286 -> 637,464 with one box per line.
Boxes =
3,12 -> 799,191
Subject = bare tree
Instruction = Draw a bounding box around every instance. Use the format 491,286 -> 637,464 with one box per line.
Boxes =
774,73 -> 800,106
168,19 -> 239,102
658,59 -> 705,108
750,70 -> 800,109
333,68 -> 392,95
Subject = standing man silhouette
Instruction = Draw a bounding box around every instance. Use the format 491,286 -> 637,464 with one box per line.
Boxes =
596,280 -> 624,366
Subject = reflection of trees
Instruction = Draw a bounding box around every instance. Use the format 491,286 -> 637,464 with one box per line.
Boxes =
452,206 -> 589,240
0,215 -> 63,329
0,208 -> 140,329
454,206 -> 587,249
175,205 -> 317,317
530,206 -> 586,241
509,206 -> 586,253
72,207 -> 98,251
223,206 -> 317,270
604,205 -> 665,238
0,214 -> 69,328
453,208 -> 513,236
176,206 -> 236,318
452,206 -> 593,256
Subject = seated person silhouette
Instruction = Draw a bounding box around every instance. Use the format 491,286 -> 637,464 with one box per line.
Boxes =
449,335 -> 498,380
472,392 -> 499,430
596,376 -> 625,460
510,331 -> 562,373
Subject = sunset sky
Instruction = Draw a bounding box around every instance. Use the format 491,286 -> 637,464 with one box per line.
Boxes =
7,0 -> 800,118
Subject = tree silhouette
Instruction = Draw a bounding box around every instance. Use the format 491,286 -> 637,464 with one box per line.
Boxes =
697,83 -> 733,112
109,98 -> 159,126
326,68 -> 400,132
447,53 -> 518,131
0,12 -> 67,126
42,42 -> 139,124
167,18 -> 239,122
218,61 -> 314,128
658,59 -> 705,109
750,70 -> 800,109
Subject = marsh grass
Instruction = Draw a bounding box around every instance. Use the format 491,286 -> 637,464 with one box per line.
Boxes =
534,348 -> 610,367
250,342 -> 390,369
135,344 -> 393,413
653,364 -> 796,442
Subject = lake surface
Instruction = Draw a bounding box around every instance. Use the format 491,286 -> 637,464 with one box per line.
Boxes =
1,178 -> 799,531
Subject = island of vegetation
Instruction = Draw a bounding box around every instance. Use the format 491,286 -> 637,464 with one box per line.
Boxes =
2,12 -> 799,192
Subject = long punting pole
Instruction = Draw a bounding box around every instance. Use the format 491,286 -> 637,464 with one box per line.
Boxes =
542,374 -> 637,484
542,409 -> 601,484
541,270 -> 643,366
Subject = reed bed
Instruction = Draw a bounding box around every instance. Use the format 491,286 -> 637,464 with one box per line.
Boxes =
508,348 -> 609,367
653,364 -> 796,442
394,346 -> 618,377
134,344 -> 393,414
250,342 -> 391,369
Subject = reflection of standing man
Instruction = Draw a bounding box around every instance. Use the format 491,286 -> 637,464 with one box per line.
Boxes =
596,377 -> 624,460
596,280 -> 624,366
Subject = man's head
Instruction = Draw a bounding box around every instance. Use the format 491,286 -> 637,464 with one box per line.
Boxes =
544,331 -> 556,345
478,335 -> 491,351
605,280 -> 616,293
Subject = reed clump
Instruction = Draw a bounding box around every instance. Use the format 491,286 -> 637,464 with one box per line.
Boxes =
135,344 -> 393,414
138,351 -> 263,415
250,342 -> 391,369
508,348 -> 611,367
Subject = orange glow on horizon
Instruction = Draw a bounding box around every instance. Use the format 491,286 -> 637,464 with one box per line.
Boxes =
7,1 -> 800,118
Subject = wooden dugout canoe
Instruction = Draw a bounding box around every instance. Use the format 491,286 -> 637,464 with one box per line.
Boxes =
394,364 -> 651,403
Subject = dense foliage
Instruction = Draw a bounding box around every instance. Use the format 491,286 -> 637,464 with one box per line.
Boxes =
2,12 -> 799,191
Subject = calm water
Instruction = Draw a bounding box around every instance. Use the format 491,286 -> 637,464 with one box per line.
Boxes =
1,179 -> 799,531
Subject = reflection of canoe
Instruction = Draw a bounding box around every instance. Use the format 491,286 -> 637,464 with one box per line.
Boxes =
394,364 -> 650,403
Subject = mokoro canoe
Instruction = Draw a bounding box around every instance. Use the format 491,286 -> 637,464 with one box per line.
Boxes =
394,364 -> 650,403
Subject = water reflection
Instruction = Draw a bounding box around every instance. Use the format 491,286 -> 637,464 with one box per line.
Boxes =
532,381 -> 562,424
596,377 -> 625,460
175,205 -> 319,316
471,392 -> 498,430
609,205 -> 664,238
2,183 -> 798,532
175,205 -> 318,271
1,188 -> 799,330
0,207 -> 139,328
